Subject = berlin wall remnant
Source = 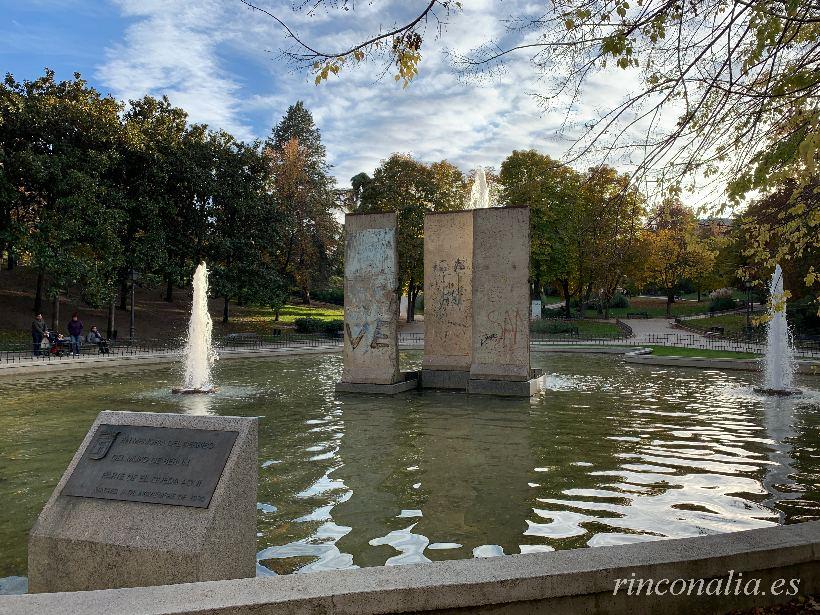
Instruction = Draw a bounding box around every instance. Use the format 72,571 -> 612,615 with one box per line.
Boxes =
341,212 -> 400,385
422,210 -> 473,374
470,207 -> 531,382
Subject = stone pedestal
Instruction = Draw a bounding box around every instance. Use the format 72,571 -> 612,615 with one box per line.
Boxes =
469,207 -> 542,396
422,210 -> 474,389
28,411 -> 257,593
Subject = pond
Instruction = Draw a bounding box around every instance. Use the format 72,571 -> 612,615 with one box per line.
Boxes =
0,351 -> 818,592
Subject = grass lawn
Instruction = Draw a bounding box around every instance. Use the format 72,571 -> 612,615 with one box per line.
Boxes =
532,319 -> 623,338
680,314 -> 758,337
229,304 -> 344,334
648,345 -> 760,359
583,297 -> 713,319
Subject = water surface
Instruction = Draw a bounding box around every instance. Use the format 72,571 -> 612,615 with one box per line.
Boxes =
0,352 -> 817,588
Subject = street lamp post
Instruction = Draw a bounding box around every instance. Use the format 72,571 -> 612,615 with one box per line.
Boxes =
129,269 -> 139,343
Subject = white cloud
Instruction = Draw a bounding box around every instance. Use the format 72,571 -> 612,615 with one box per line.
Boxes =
97,0 -> 677,189
98,0 -> 253,140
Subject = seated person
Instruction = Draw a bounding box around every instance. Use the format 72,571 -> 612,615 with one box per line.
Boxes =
86,326 -> 109,354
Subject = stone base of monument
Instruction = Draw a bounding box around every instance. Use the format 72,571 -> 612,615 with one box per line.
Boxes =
28,411 -> 257,593
335,371 -> 420,395
420,369 -> 470,389
467,369 -> 545,397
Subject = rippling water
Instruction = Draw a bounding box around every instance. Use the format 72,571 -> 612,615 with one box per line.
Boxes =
0,352 -> 817,590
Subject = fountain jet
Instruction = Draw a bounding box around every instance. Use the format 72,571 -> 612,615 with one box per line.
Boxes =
757,264 -> 798,396
469,167 -> 492,209
173,262 -> 218,394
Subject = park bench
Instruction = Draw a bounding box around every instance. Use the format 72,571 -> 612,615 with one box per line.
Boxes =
223,333 -> 259,347
626,312 -> 650,319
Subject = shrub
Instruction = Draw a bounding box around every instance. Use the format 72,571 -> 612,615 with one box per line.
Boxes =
531,319 -> 578,335
610,292 -> 630,309
313,288 -> 344,305
293,317 -> 324,333
322,319 -> 344,336
294,317 -> 344,336
709,296 -> 737,312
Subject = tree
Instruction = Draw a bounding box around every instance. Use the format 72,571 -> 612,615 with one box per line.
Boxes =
580,165 -> 646,319
244,0 -> 820,301
0,70 -> 125,328
265,101 -> 339,306
357,154 -> 466,321
116,95 -> 191,323
499,151 -> 645,319
208,132 -> 285,323
641,199 -> 714,317
500,150 -> 582,317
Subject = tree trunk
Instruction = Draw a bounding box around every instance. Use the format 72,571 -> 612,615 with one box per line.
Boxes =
119,278 -> 129,310
223,296 -> 229,324
666,292 -> 674,318
408,282 -> 418,322
107,299 -> 116,339
562,279 -> 571,319
165,277 -> 174,303
6,246 -> 14,270
51,294 -> 60,331
697,286 -> 701,302
34,270 -> 45,314
301,286 -> 311,306
274,309 -> 280,322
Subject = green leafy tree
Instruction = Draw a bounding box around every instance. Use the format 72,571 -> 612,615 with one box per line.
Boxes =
207,132 -> 285,323
500,150 -> 583,316
0,70 -> 125,328
358,154 -> 466,321
265,101 -> 340,306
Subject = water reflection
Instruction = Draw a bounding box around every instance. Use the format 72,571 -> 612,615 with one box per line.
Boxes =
0,352 -> 817,587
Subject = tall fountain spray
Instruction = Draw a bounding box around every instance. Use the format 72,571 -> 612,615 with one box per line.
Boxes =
175,262 -> 217,394
760,264 -> 797,395
470,167 -> 491,209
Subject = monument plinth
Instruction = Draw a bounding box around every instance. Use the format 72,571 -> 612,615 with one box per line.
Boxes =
28,411 -> 257,593
421,210 -> 474,389
336,212 -> 418,394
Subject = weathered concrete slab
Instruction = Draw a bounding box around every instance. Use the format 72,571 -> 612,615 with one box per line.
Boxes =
28,411 -> 257,593
470,207 -> 531,382
341,212 -> 400,385
420,368 -> 470,389
423,210 -> 473,372
335,371 -> 419,394
5,521 -> 818,615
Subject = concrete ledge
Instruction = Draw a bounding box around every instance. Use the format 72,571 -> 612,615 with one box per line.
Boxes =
467,371 -> 545,397
624,353 -> 820,375
531,345 -> 646,355
0,346 -> 343,377
420,369 -> 470,389
3,521 -> 818,615
335,371 -> 420,395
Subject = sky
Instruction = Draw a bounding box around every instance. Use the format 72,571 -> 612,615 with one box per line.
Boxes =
0,0 -> 648,188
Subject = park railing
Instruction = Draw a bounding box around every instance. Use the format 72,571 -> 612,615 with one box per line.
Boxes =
3,330 -> 818,365
0,331 -> 429,365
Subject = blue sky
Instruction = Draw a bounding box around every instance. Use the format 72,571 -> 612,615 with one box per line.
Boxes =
1,0 -> 643,187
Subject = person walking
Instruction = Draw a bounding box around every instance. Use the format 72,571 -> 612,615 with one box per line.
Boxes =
67,313 -> 84,357
31,313 -> 47,357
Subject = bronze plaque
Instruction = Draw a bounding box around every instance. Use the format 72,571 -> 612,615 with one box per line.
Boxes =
61,424 -> 239,508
